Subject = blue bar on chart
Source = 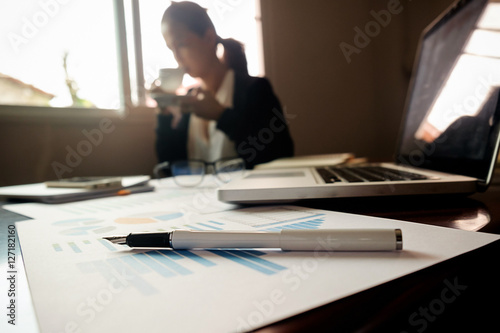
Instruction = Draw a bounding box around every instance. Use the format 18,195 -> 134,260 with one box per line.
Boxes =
106,257 -> 158,295
207,220 -> 224,225
175,250 -> 217,267
133,252 -> 177,278
256,213 -> 326,228
75,247 -> 288,296
240,250 -> 267,257
147,251 -> 192,276
183,224 -> 203,231
158,250 -> 183,260
76,258 -> 158,296
226,250 -> 287,272
208,250 -> 286,275
68,242 -> 82,253
183,220 -> 226,231
52,239 -> 117,253
119,254 -> 152,274
196,222 -> 223,230
263,218 -> 324,232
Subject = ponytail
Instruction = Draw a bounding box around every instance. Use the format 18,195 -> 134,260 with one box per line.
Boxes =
218,37 -> 248,76
163,2 -> 249,76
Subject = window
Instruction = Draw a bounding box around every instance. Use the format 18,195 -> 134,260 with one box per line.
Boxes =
0,0 -> 120,110
0,0 -> 262,115
129,0 -> 262,107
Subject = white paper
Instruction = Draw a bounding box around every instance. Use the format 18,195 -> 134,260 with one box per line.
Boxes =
0,176 -> 151,203
4,178 -> 238,219
15,205 -> 499,333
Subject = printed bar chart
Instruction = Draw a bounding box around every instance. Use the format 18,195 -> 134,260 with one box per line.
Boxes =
48,207 -> 331,299
77,248 -> 286,295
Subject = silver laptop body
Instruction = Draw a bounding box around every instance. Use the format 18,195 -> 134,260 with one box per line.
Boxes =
219,0 -> 500,204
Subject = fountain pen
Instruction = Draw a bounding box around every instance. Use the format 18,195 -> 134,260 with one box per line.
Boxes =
103,229 -> 403,251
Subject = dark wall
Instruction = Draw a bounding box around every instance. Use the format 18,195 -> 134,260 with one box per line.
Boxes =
260,0 -> 455,159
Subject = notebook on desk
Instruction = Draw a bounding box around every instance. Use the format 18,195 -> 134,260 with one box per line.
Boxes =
219,0 -> 500,204
0,175 -> 152,203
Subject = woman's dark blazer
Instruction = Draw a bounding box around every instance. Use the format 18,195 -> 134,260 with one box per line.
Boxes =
155,72 -> 294,169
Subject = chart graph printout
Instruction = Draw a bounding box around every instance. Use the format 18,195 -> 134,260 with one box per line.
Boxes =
16,205 -> 500,333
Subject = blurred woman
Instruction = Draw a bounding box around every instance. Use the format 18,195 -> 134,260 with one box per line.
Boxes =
155,1 -> 293,169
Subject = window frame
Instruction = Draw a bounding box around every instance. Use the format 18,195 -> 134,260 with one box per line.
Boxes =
0,0 -> 263,123
0,0 -> 138,122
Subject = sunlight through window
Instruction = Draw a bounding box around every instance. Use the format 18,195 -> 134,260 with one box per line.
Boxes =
0,0 -> 120,109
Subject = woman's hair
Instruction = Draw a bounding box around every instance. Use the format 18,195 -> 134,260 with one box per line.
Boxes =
162,1 -> 248,75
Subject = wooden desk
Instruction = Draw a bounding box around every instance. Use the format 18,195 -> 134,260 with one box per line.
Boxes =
256,173 -> 500,333
2,175 -> 499,332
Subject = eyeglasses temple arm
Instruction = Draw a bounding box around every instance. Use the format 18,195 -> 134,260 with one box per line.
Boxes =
153,161 -> 170,179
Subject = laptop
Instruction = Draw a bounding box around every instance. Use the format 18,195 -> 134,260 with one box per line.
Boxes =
218,0 -> 500,204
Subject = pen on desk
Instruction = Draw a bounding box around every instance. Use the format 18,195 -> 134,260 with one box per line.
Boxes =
116,186 -> 154,196
103,229 -> 403,251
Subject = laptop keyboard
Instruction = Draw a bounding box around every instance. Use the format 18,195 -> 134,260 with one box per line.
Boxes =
316,165 -> 430,183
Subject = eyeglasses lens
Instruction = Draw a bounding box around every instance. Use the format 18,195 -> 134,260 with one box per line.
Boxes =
172,161 -> 205,187
215,159 -> 245,183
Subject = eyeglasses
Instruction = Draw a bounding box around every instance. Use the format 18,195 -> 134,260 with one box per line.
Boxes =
153,158 -> 246,187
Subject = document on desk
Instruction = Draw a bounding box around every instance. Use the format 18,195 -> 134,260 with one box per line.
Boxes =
15,204 -> 500,333
0,175 -> 152,203
3,178 -> 237,219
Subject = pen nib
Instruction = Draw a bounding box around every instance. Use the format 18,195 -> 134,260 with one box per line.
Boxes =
102,236 -> 127,245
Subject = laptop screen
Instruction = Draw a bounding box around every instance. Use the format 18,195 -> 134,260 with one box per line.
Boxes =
397,0 -> 500,186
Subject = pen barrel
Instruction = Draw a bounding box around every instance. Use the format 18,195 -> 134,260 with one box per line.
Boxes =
280,229 -> 402,251
171,230 -> 281,249
170,229 -> 402,251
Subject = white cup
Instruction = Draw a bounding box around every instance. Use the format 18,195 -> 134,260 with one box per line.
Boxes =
156,68 -> 184,93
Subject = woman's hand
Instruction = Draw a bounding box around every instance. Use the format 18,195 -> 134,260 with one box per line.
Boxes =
181,88 -> 225,120
158,105 -> 183,129
156,87 -> 225,128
